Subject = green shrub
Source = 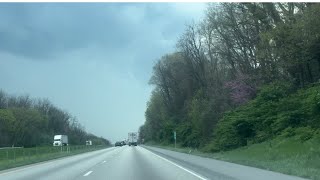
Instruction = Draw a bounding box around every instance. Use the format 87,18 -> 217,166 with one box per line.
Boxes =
272,111 -> 305,134
176,122 -> 192,146
201,140 -> 220,153
233,120 -> 255,139
295,127 -> 315,142
280,127 -> 296,138
211,83 -> 320,152
256,82 -> 293,102
253,131 -> 270,143
311,89 -> 320,114
213,118 -> 247,151
315,92 -> 320,110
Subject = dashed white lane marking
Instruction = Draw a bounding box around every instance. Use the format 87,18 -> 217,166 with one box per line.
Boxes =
142,147 -> 208,180
83,171 -> 93,176
0,147 -> 116,176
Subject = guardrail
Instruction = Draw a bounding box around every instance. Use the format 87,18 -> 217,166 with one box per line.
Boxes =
0,147 -> 23,150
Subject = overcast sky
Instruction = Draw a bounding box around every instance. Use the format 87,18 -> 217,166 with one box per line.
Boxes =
0,3 -> 206,143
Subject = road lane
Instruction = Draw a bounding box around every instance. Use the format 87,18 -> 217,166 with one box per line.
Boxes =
78,146 -> 204,180
143,146 -> 308,180
0,146 -> 203,180
0,145 -> 309,180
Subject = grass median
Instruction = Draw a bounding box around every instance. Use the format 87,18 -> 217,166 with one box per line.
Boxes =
0,145 -> 109,171
146,136 -> 320,180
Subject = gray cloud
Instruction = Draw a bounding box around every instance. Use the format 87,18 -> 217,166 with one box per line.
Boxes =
0,3 -> 131,58
0,3 -> 202,59
0,3 -> 205,142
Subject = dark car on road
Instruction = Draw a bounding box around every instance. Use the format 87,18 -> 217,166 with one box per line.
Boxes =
115,141 -> 122,147
129,142 -> 137,146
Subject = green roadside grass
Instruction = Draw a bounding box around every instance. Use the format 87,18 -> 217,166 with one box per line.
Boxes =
0,145 -> 109,171
146,136 -> 320,180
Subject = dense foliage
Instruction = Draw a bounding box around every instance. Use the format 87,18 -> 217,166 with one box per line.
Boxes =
139,3 -> 320,151
206,83 -> 320,152
0,90 -> 110,147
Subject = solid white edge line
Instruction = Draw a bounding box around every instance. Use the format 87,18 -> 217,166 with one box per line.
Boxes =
142,147 -> 208,180
83,171 -> 93,176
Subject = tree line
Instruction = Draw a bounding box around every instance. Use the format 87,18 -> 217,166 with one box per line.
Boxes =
139,3 -> 320,150
0,90 -> 110,147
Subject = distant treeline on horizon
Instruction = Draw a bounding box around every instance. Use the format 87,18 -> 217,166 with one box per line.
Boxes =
0,90 -> 110,147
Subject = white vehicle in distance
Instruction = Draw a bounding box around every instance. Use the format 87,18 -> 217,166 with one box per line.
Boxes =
53,135 -> 68,146
86,140 -> 92,145
128,132 -> 138,146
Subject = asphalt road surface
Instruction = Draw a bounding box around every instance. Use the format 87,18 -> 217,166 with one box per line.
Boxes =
0,145 -> 308,180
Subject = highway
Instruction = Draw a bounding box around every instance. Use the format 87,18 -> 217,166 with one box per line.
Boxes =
0,146 -> 308,180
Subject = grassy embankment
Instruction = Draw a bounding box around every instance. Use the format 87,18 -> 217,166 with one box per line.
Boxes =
0,145 -> 109,171
147,84 -> 320,180
148,136 -> 320,180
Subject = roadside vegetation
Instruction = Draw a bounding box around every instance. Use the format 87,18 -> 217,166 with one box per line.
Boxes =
146,83 -> 320,179
0,89 -> 111,170
148,134 -> 320,179
0,145 -> 109,171
0,91 -> 110,148
140,3 -> 320,179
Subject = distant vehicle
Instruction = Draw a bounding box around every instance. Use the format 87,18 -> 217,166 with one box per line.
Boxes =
53,135 -> 68,146
86,140 -> 92,146
121,141 -> 126,146
128,132 -> 138,146
115,141 -> 122,147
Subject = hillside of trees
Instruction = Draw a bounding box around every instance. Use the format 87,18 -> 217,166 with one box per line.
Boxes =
139,3 -> 320,152
0,90 -> 110,147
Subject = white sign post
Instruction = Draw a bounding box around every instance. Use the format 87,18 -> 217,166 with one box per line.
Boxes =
173,131 -> 176,149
